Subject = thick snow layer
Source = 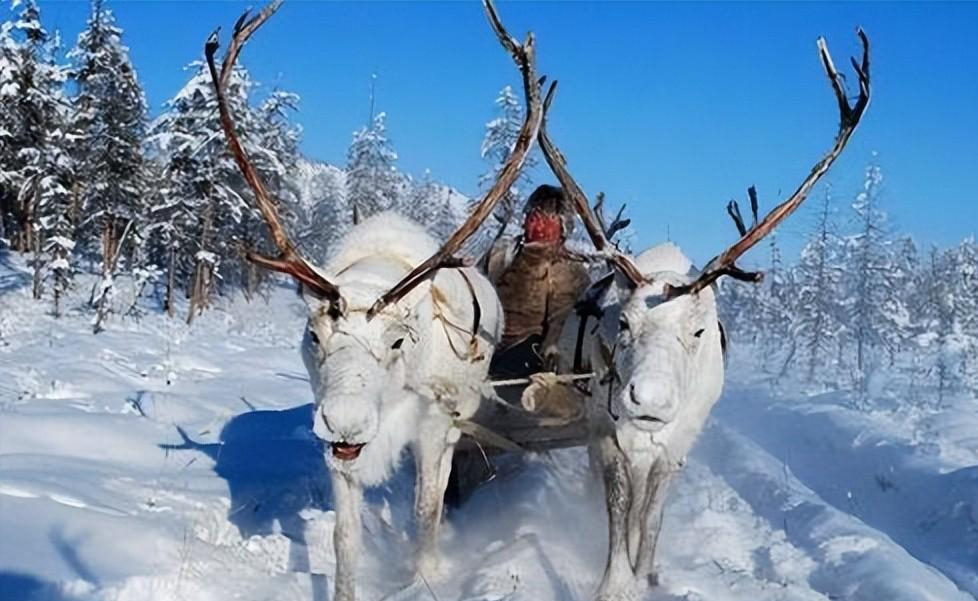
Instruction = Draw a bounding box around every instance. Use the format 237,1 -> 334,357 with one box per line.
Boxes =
1,254 -> 975,601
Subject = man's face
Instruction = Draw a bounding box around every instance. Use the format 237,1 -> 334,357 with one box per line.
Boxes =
523,208 -> 563,243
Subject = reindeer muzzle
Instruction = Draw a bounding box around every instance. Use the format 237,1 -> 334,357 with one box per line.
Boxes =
331,441 -> 365,461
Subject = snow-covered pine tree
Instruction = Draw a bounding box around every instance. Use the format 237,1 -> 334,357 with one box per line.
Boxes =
716,277 -> 763,346
889,235 -> 930,401
34,133 -> 75,315
919,247 -> 961,405
401,169 -> 440,230
792,188 -> 846,383
0,17 -> 20,246
951,238 -> 978,394
842,155 -> 908,392
758,233 -> 796,376
433,193 -> 461,241
148,62 -> 283,322
345,111 -> 399,221
477,85 -> 536,247
67,0 -> 152,329
0,0 -> 73,261
293,159 -> 348,262
0,0 -> 76,313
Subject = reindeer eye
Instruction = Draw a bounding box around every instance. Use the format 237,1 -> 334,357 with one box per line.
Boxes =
693,328 -> 705,338
308,330 -> 320,345
391,338 -> 405,350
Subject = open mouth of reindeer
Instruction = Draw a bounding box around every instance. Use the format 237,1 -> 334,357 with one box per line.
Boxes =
330,442 -> 365,461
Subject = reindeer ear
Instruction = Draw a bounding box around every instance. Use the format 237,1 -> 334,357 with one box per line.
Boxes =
300,286 -> 334,318
575,271 -> 616,318
300,283 -> 346,320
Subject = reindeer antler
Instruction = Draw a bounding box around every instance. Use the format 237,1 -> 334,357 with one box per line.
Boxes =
665,29 -> 871,299
538,82 -> 646,287
205,1 -> 345,314
365,0 -> 546,320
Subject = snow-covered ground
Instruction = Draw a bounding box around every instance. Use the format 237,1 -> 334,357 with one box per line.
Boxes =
2,255 -> 976,601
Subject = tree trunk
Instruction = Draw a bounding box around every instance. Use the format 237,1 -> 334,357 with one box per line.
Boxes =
101,215 -> 118,273
18,182 -> 35,254
187,260 -> 212,325
31,228 -> 42,300
187,263 -> 202,325
187,201 -> 214,325
69,181 -> 81,230
165,247 -> 176,318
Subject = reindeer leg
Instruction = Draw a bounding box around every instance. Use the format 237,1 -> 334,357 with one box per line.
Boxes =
412,417 -> 456,579
625,454 -> 654,570
634,465 -> 671,588
591,435 -> 634,601
331,470 -> 362,601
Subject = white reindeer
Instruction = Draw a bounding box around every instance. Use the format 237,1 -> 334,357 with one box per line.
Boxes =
203,2 -> 545,600
540,27 -> 872,600
563,244 -> 725,598
300,213 -> 502,598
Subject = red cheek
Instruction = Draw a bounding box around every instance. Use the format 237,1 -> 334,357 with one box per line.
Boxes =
524,212 -> 562,243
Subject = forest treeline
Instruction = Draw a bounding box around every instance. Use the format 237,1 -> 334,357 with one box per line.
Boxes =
720,162 -> 978,400
0,0 -> 525,327
1,1 -> 975,401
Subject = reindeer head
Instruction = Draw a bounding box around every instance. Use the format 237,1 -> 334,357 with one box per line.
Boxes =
301,278 -> 429,465
595,245 -> 725,431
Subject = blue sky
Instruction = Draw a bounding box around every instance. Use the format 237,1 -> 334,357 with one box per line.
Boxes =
26,0 -> 978,267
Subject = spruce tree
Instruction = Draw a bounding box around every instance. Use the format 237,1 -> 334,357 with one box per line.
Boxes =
0,0 -> 73,260
68,0 -> 152,328
792,189 -> 845,383
842,155 -> 907,391
346,111 -> 399,221
68,0 -> 149,253
0,0 -> 75,314
149,63 -> 258,320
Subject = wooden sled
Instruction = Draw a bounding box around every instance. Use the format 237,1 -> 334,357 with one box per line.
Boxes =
446,370 -> 592,507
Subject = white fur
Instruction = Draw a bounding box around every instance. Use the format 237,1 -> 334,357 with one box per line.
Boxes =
561,243 -> 725,600
301,212 -> 503,601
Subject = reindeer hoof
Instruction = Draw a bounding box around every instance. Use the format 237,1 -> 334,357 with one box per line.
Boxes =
594,583 -> 639,601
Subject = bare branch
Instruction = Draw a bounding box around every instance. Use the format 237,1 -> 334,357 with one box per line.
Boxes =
366,0 -> 545,320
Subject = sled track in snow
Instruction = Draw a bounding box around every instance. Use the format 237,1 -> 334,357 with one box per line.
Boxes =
709,387 -> 978,600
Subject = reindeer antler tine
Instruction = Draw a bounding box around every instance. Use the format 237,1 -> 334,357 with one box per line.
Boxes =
747,186 -> 759,228
726,200 -> 746,237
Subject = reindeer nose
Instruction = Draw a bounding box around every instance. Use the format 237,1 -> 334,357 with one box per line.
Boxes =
629,382 -> 656,407
313,406 -> 370,443
626,381 -> 677,424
